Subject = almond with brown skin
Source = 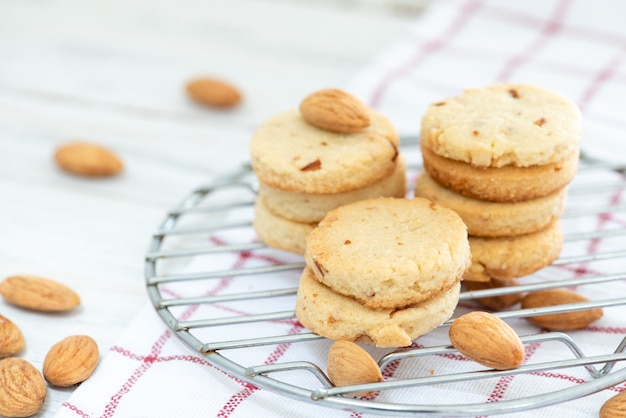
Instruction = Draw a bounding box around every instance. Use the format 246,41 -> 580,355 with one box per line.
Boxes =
449,311 -> 524,370
0,315 -> 25,358
600,390 -> 626,418
0,275 -> 80,312
43,335 -> 99,387
55,141 -> 123,177
464,279 -> 525,311
186,77 -> 242,108
521,288 -> 603,330
0,357 -> 47,417
300,88 -> 370,133
327,340 -> 382,397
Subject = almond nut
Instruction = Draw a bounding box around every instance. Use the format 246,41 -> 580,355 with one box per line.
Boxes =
327,340 -> 382,397
521,288 -> 603,330
0,357 -> 47,417
300,88 -> 370,133
186,77 -> 242,108
0,315 -> 25,358
449,311 -> 524,370
600,390 -> 626,418
54,141 -> 123,177
464,279 -> 525,311
43,335 -> 99,387
0,275 -> 80,312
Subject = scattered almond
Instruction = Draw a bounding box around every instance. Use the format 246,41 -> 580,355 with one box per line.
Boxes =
521,288 -> 603,330
186,77 -> 242,108
43,335 -> 99,387
300,88 -> 370,133
464,279 -> 525,311
0,275 -> 80,312
600,390 -> 626,418
449,311 -> 524,370
0,357 -> 47,417
327,340 -> 382,397
0,315 -> 25,358
54,141 -> 123,177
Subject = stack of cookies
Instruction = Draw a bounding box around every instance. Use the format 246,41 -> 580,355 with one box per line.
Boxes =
295,197 -> 471,348
415,83 -> 582,291
250,89 -> 406,254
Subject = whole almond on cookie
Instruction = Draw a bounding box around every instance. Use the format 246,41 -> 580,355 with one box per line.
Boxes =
0,315 -> 25,358
186,77 -> 242,108
0,357 -> 47,417
521,288 -> 603,330
300,88 -> 370,133
43,335 -> 99,387
327,341 -> 382,397
600,391 -> 626,418
0,275 -> 80,312
54,141 -> 123,177
449,311 -> 524,370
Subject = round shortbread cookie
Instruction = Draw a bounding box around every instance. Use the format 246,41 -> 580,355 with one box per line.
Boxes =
465,220 -> 563,282
295,267 -> 461,348
420,83 -> 582,168
421,144 -> 578,202
414,171 -> 567,237
259,154 -> 407,224
305,197 -> 470,309
253,197 -> 315,255
249,109 -> 399,194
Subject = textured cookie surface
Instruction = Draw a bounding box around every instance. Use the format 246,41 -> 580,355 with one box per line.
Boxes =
253,197 -> 315,255
421,144 -> 578,202
305,197 -> 470,309
465,220 -> 563,282
259,154 -> 407,224
295,267 -> 460,348
420,83 -> 582,168
414,171 -> 567,237
249,109 -> 399,194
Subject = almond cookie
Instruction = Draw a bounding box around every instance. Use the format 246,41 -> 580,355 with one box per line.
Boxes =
295,267 -> 461,348
414,171 -> 567,237
249,109 -> 399,194
465,220 -> 563,282
253,196 -> 315,255
421,145 -> 578,202
259,154 -> 407,224
420,83 -> 581,202
305,197 -> 470,309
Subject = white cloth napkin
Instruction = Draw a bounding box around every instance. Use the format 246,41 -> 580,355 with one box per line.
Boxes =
56,1 -> 626,417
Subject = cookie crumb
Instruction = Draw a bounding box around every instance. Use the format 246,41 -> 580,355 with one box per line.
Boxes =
534,118 -> 546,127
508,89 -> 520,98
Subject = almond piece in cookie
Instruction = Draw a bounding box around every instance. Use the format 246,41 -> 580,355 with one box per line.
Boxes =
300,88 -> 370,133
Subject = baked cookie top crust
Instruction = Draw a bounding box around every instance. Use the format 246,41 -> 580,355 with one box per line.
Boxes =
304,197 -> 470,309
249,109 -> 399,194
420,83 -> 582,168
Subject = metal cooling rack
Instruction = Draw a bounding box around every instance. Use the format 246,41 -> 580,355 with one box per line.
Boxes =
145,142 -> 626,416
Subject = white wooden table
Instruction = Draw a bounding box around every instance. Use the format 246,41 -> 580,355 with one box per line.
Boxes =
0,0 -> 425,415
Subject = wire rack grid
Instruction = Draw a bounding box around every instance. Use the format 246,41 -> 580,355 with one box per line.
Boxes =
145,141 -> 626,416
